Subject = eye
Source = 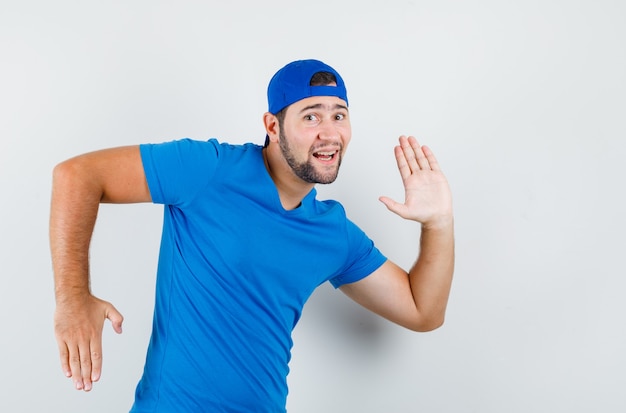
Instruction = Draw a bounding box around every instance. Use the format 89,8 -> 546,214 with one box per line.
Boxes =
335,113 -> 346,121
304,114 -> 319,121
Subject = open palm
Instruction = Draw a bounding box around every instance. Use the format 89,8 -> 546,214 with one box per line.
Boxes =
379,136 -> 452,227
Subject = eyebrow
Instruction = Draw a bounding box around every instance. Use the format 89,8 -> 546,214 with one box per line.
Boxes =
298,103 -> 349,114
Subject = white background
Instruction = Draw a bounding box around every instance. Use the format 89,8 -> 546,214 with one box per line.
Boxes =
1,1 -> 625,412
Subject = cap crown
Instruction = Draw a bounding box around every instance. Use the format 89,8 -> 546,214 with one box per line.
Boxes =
267,59 -> 348,114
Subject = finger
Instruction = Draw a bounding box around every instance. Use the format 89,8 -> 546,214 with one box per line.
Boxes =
68,345 -> 84,390
56,340 -> 72,378
379,196 -> 408,219
107,306 -> 124,334
79,341 -> 93,391
408,136 -> 430,170
398,136 -> 419,174
421,145 -> 442,171
90,338 -> 103,383
393,145 -> 412,181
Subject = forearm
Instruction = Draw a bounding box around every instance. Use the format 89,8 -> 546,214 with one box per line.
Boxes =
408,218 -> 455,330
50,160 -> 102,304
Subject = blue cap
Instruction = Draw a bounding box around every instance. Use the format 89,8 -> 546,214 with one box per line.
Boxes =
267,59 -> 348,114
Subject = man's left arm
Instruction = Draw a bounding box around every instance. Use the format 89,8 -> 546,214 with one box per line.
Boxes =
339,135 -> 454,332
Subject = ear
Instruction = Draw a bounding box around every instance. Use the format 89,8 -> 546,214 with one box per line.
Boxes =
263,112 -> 279,143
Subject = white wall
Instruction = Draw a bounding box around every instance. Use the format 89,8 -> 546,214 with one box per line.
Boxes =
1,1 -> 624,412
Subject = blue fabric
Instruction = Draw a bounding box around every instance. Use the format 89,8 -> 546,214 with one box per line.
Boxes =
130,139 -> 387,412
267,59 -> 348,114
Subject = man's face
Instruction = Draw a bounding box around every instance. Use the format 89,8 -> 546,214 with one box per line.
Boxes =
277,95 -> 352,184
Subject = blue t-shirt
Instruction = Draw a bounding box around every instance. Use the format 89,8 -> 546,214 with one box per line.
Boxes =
131,139 -> 387,412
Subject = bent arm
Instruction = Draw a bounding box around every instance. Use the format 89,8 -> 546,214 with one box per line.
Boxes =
50,145 -> 150,391
50,145 -> 151,300
340,136 -> 454,332
340,221 -> 454,332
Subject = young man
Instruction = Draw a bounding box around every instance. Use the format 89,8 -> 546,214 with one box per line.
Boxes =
50,59 -> 454,412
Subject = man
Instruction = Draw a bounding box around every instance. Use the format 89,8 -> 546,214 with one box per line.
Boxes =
50,59 -> 454,412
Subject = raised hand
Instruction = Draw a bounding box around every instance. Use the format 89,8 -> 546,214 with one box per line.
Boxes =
54,295 -> 123,391
379,135 -> 453,228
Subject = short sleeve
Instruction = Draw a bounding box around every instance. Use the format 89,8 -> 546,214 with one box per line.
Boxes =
329,219 -> 387,288
140,138 -> 220,206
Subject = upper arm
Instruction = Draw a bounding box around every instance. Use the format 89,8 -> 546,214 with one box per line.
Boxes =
54,145 -> 151,204
339,260 -> 425,331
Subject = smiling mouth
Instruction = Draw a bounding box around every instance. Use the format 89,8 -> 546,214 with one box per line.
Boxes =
313,150 -> 339,162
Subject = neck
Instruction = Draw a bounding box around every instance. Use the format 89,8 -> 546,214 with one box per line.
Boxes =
262,146 -> 314,210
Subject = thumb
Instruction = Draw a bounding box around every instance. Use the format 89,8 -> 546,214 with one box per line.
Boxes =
105,305 -> 124,334
379,196 -> 406,217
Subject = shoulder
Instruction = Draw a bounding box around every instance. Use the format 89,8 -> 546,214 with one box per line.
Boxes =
212,140 -> 263,161
140,138 -> 263,167
141,138 -> 261,153
312,197 -> 345,215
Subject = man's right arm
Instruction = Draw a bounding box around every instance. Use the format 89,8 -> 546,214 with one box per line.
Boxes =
50,145 -> 151,392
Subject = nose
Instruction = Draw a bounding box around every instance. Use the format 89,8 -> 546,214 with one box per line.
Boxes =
317,119 -> 340,142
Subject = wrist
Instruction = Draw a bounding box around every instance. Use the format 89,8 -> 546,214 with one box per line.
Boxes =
421,215 -> 454,231
54,285 -> 92,305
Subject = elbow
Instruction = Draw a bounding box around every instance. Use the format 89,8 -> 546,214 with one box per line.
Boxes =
405,314 -> 446,333
420,317 -> 445,332
52,161 -> 72,193
51,158 -> 103,203
52,158 -> 80,185
52,157 -> 95,191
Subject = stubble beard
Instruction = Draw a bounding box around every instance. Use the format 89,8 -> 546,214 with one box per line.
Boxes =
278,130 -> 343,184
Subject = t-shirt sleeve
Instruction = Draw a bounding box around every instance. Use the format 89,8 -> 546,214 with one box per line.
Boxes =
329,219 -> 387,288
140,138 -> 220,206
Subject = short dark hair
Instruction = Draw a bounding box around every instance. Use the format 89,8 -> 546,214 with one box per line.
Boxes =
308,71 -> 337,87
265,71 -> 337,147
